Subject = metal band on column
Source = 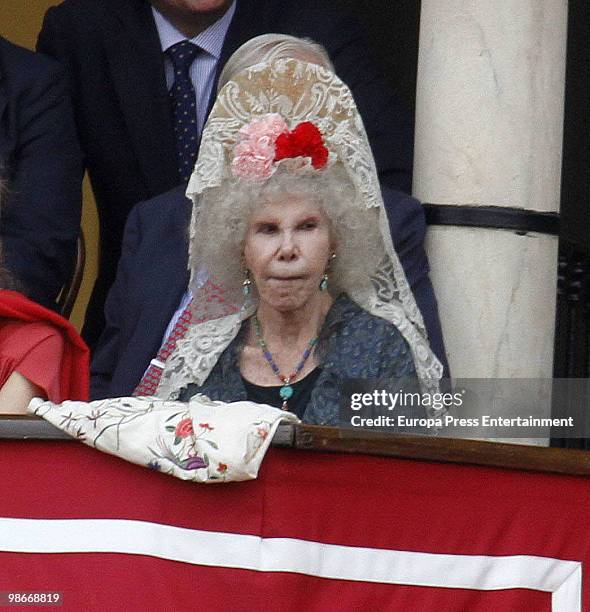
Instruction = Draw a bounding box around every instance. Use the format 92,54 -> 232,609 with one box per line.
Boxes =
423,205 -> 560,236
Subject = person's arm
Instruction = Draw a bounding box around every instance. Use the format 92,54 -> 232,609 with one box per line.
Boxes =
0,372 -> 43,415
381,186 -> 450,376
89,206 -> 142,399
1,55 -> 83,307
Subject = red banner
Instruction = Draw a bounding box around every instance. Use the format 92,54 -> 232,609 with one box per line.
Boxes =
0,441 -> 587,611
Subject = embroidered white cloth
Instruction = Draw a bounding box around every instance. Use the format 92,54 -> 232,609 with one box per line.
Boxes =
28,395 -> 298,483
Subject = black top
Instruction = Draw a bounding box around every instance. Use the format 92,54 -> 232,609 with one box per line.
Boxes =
241,368 -> 323,419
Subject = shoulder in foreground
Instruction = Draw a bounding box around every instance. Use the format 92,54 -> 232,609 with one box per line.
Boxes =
380,183 -> 422,206
40,0 -> 117,17
130,184 -> 191,221
0,36 -> 63,79
380,184 -> 424,221
37,0 -> 124,38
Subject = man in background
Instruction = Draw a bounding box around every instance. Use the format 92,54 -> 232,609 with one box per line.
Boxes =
37,0 -> 414,347
0,35 -> 82,309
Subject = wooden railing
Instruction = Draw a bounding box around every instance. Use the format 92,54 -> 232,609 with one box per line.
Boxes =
3,415 -> 590,478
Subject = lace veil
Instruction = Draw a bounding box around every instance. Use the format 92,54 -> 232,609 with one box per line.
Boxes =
155,57 -> 443,400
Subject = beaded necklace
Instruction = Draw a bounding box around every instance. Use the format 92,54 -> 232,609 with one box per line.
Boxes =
252,315 -> 318,411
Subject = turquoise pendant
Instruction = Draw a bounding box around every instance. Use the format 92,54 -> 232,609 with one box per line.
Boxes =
319,275 -> 328,291
280,385 -> 294,400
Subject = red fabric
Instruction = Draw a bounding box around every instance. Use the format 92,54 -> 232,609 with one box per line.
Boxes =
0,290 -> 89,401
1,442 -> 589,611
133,280 -> 238,396
0,320 -> 65,401
274,122 -> 329,169
133,301 -> 192,396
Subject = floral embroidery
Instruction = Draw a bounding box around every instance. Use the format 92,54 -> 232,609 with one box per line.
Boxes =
175,418 -> 194,439
184,456 -> 208,470
161,412 -> 218,472
28,396 -> 298,483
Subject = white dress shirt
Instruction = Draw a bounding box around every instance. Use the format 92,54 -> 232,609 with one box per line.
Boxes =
149,2 -> 236,355
151,2 -> 237,136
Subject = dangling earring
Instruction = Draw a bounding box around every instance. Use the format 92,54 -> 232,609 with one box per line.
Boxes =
319,252 -> 336,291
242,269 -> 252,295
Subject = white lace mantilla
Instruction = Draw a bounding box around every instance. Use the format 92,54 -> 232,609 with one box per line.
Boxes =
164,58 -> 443,400
156,311 -> 245,401
187,60 -> 382,220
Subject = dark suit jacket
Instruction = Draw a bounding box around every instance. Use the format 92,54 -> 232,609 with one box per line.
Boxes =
90,185 -> 448,399
0,36 -> 82,307
37,0 -> 414,344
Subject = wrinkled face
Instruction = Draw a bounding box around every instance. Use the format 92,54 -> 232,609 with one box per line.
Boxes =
243,196 -> 334,313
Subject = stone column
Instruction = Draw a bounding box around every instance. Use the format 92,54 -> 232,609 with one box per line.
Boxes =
414,1 -> 568,441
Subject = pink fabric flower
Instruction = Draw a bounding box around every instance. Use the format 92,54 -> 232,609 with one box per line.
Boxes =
175,418 -> 194,438
231,114 -> 288,180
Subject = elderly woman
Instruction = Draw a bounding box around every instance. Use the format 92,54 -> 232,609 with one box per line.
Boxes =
152,35 -> 442,425
26,36 -> 442,481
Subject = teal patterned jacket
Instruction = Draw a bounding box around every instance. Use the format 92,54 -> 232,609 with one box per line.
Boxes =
180,295 -> 420,426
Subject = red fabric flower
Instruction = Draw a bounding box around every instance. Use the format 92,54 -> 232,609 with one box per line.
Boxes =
274,122 -> 329,169
217,463 -> 228,474
175,418 -> 194,438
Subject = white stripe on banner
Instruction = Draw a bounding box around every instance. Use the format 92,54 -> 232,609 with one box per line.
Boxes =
0,518 -> 581,611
